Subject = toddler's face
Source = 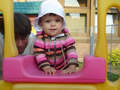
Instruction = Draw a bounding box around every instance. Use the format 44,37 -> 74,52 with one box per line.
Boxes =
40,14 -> 63,36
15,35 -> 29,54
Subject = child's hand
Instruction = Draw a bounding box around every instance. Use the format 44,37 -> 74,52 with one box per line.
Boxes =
62,65 -> 77,74
42,66 -> 56,75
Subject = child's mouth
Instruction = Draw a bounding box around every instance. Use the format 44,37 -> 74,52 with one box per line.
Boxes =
49,29 -> 56,31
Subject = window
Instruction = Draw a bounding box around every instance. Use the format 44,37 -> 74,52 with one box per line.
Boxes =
95,14 -> 114,34
65,0 -> 80,7
65,0 -> 87,7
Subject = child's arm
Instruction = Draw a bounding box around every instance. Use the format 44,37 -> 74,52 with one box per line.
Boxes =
62,34 -> 78,74
62,47 -> 78,74
33,37 -> 56,74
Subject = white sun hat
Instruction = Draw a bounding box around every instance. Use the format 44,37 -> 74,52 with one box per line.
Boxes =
34,0 -> 66,32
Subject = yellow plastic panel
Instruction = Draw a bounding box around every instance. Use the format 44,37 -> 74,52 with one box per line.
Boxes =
94,0 -> 120,89
0,0 -> 18,58
1,80 -> 120,90
12,83 -> 96,90
95,0 -> 120,60
0,81 -> 12,90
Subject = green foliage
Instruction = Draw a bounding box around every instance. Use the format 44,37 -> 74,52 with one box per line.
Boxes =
108,48 -> 120,68
78,62 -> 83,69
107,72 -> 119,82
108,48 -> 120,81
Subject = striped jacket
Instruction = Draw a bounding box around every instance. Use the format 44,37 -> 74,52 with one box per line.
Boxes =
33,29 -> 78,70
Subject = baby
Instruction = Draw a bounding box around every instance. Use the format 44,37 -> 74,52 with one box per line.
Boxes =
33,0 -> 78,75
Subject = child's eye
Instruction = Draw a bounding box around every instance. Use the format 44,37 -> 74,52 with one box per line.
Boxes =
56,19 -> 61,22
45,20 -> 50,23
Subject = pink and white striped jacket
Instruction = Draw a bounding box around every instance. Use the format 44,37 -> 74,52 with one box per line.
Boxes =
33,29 -> 78,70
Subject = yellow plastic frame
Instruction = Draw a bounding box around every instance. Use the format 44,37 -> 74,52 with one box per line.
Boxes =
0,0 -> 120,90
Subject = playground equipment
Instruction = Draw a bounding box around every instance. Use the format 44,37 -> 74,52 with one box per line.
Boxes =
3,55 -> 106,83
0,0 -> 120,90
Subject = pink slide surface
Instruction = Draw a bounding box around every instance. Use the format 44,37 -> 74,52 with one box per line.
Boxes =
3,55 -> 106,83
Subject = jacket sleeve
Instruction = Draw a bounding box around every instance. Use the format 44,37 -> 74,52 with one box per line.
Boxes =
33,37 -> 50,70
65,33 -> 79,67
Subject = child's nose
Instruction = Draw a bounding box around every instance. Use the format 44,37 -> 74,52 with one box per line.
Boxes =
51,21 -> 56,26
17,40 -> 24,47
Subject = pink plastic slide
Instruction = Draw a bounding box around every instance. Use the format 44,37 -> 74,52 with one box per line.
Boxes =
3,55 -> 106,83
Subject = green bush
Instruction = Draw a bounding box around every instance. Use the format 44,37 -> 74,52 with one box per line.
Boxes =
108,48 -> 120,81
107,72 -> 119,82
108,48 -> 120,69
